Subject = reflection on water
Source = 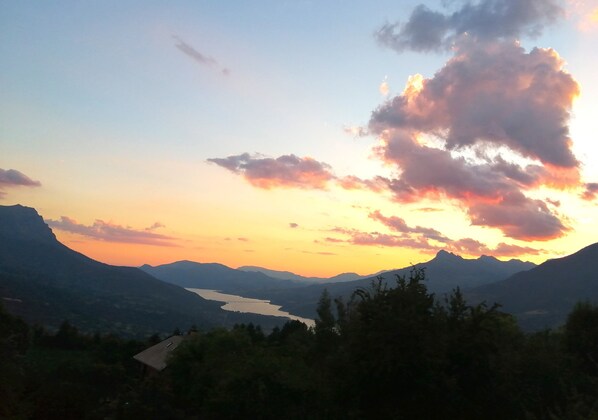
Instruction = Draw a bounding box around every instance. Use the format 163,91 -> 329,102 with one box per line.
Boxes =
187,288 -> 315,327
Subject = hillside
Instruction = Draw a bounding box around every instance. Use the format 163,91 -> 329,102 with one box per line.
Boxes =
0,205 -> 282,337
141,260 -> 307,293
238,265 -> 363,283
245,250 -> 535,318
468,242 -> 598,330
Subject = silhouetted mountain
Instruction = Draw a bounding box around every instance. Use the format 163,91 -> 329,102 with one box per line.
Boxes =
468,242 -> 598,331
0,205 -> 282,337
238,265 -> 363,283
245,250 -> 536,318
141,260 -> 306,294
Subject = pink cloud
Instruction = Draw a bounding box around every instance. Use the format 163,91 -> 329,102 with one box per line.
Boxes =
46,216 -> 177,247
208,153 -> 335,189
369,210 -> 450,242
371,41 -> 580,168
0,168 -> 41,198
468,191 -> 568,240
327,226 -> 542,258
581,182 -> 598,200
337,175 -> 390,192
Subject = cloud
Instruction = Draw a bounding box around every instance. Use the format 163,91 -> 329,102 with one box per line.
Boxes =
366,35 -> 581,241
468,191 -> 568,239
46,217 -> 177,247
208,153 -> 336,189
0,168 -> 41,198
337,175 -> 390,192
173,35 -> 230,76
343,125 -> 369,137
492,242 -> 542,256
326,225 -> 542,258
206,1 -> 584,246
145,222 -> 165,231
305,250 -> 337,256
323,237 -> 344,243
369,210 -> 450,242
371,41 -> 580,168
379,76 -> 390,96
446,237 -> 541,256
376,0 -> 563,53
582,182 -> 598,200
351,231 -> 439,250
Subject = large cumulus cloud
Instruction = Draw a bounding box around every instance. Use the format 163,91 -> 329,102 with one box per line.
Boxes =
368,36 -> 580,241
371,41 -> 579,167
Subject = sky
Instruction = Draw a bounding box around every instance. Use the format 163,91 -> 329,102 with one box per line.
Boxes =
1,0 -> 598,277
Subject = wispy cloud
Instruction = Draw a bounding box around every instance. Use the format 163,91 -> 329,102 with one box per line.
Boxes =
369,210 -> 450,242
173,35 -> 230,76
46,216 -> 177,247
0,168 -> 41,199
581,182 -> 598,200
343,125 -> 369,137
325,224 -> 542,258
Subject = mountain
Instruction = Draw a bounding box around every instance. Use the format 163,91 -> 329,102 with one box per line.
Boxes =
141,261 -> 307,294
238,265 -> 363,283
245,250 -> 536,318
0,205 -> 282,337
467,242 -> 598,331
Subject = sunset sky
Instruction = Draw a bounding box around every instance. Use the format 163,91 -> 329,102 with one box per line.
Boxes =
2,0 -> 597,277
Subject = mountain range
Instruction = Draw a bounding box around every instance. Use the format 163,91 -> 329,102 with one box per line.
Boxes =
0,205 -> 283,337
238,266 -> 364,283
140,260 -> 307,293
2,204 -> 597,334
241,250 -> 536,319
467,242 -> 598,330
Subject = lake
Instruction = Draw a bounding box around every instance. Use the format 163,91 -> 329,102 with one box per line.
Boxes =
187,288 -> 315,327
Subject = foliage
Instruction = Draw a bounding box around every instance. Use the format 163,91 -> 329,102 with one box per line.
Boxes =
2,268 -> 598,419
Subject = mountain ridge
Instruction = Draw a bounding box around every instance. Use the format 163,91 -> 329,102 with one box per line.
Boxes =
238,250 -> 537,319
0,205 -> 284,337
237,265 -> 364,283
467,242 -> 598,330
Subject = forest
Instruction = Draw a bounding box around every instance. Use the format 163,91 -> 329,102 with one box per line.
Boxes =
2,269 -> 598,419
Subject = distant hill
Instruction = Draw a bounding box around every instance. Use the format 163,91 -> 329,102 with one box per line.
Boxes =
245,250 -> 536,318
238,265 -> 363,283
467,242 -> 598,331
0,205 -> 282,337
141,261 -> 307,294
